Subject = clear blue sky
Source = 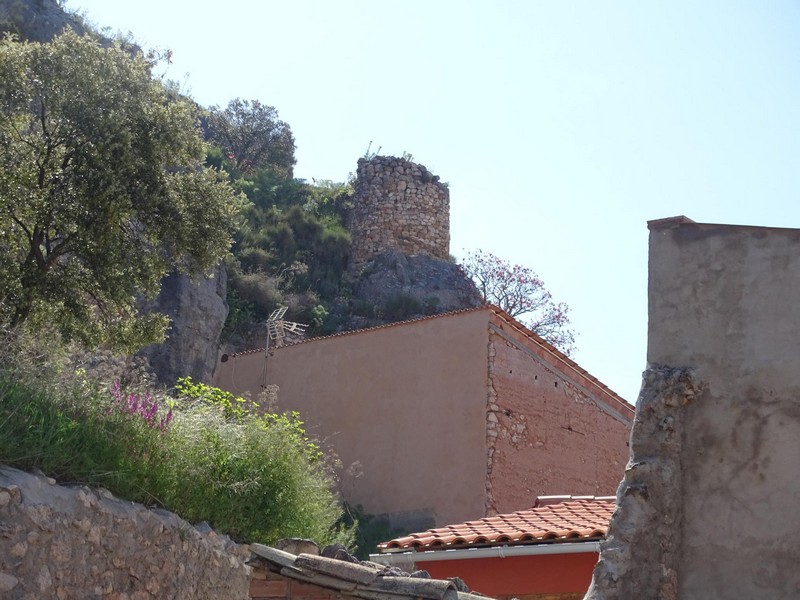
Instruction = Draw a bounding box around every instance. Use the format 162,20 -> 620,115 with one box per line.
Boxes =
67,0 -> 800,403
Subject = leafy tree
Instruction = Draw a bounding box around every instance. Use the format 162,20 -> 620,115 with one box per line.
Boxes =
0,31 -> 243,351
206,98 -> 296,177
461,249 -> 576,354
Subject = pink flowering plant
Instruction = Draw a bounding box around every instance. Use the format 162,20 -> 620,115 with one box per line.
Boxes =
111,380 -> 173,432
460,249 -> 576,355
0,328 -> 350,545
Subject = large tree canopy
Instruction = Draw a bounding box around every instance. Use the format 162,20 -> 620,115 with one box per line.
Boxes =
206,98 -> 296,177
460,249 -> 576,355
0,31 -> 244,350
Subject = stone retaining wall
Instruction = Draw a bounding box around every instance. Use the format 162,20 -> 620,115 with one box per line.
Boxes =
0,467 -> 251,599
348,156 -> 450,270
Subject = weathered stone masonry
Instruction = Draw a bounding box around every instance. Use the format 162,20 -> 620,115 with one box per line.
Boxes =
585,367 -> 703,600
588,216 -> 800,599
0,467 -> 250,599
348,156 -> 450,270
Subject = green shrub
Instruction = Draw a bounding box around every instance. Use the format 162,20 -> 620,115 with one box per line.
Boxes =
0,334 -> 351,546
381,293 -> 423,321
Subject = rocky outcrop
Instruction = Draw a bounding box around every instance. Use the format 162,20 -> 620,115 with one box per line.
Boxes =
0,0 -> 84,41
137,265 -> 228,386
347,250 -> 483,326
0,466 -> 251,599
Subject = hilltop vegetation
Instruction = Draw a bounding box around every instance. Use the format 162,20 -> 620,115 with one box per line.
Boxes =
0,25 -> 355,548
0,7 -> 576,554
0,31 -> 243,351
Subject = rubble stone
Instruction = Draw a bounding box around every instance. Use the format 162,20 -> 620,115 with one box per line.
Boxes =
0,467 -> 250,599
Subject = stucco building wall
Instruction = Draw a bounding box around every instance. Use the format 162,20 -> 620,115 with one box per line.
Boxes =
588,217 -> 800,599
215,307 -> 633,530
424,554 -> 598,600
216,309 -> 490,528
486,315 -> 632,515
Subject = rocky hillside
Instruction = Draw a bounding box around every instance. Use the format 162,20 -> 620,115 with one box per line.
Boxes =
0,0 -> 84,41
0,2 -> 483,386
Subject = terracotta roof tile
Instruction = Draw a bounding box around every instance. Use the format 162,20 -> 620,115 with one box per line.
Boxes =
378,496 -> 616,552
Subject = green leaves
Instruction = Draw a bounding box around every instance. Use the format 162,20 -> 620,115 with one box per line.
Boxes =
206,98 -> 296,177
0,31 -> 244,350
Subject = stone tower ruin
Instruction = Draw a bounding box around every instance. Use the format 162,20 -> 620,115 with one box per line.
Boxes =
347,156 -> 450,270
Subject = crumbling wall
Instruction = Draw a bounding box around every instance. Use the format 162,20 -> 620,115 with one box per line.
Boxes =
585,367 -> 702,600
0,467 -> 250,599
586,216 -> 800,599
485,314 -> 633,516
348,156 -> 450,270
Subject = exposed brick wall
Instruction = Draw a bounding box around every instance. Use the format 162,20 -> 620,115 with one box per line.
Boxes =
485,316 -> 632,515
250,569 -> 340,600
347,156 -> 450,270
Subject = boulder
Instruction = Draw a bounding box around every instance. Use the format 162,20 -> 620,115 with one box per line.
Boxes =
347,250 -> 483,326
137,264 -> 228,386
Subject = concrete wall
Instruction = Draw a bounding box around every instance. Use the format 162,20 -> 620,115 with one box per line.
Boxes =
588,217 -> 800,599
215,310 -> 491,528
486,314 -> 633,515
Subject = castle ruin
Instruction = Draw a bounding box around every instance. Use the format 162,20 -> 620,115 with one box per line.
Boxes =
347,156 -> 450,270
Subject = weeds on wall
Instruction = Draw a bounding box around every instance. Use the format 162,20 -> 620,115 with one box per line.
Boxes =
0,329 -> 352,547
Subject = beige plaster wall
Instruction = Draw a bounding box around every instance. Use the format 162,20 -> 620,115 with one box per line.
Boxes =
486,315 -> 633,515
589,217 -> 800,599
215,310 -> 491,528
648,218 -> 800,598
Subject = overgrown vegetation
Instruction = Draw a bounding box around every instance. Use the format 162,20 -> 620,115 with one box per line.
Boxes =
0,330 -> 352,546
218,164 -> 354,341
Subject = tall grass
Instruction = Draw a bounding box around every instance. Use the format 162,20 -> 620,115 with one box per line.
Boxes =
0,329 -> 352,546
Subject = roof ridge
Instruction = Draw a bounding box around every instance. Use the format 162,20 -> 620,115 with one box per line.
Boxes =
224,305 -> 489,357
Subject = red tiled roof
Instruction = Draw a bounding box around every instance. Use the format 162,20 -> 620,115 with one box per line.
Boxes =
378,496 -> 616,552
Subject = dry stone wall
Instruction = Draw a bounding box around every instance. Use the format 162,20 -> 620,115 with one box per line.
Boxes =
0,467 -> 251,599
348,156 -> 450,270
